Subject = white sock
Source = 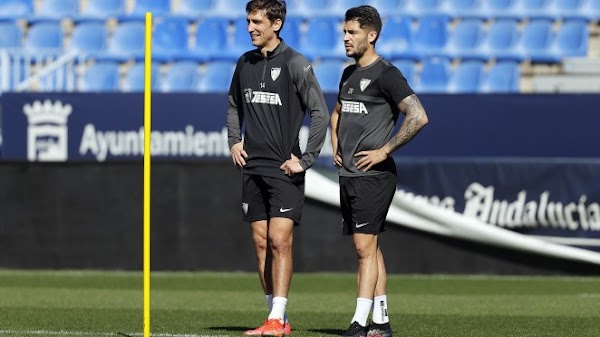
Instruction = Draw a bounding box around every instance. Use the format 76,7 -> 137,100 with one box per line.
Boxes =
268,296 -> 287,322
267,294 -> 288,323
372,295 -> 389,324
350,298 -> 373,327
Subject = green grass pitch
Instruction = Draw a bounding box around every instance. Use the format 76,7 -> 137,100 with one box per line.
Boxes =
0,270 -> 599,337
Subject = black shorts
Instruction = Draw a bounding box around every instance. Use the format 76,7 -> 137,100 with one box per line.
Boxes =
242,174 -> 305,225
340,172 -> 397,235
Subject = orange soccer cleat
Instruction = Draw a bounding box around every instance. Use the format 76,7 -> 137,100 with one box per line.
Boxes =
243,319 -> 291,336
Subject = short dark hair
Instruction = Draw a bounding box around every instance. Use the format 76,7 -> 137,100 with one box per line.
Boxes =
246,0 -> 287,29
344,5 -> 382,44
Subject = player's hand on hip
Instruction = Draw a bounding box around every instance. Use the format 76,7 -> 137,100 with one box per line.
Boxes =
280,154 -> 304,176
333,153 -> 343,167
230,142 -> 247,168
355,148 -> 387,172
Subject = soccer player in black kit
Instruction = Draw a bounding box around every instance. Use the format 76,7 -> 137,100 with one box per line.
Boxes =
330,6 -> 429,337
226,0 -> 329,336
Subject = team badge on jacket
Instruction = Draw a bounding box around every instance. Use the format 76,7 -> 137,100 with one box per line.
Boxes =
271,67 -> 281,81
360,78 -> 371,91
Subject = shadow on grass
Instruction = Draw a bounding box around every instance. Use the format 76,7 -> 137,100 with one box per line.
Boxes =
306,328 -> 344,336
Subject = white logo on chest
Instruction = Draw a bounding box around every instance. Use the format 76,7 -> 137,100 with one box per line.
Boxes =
251,91 -> 282,105
360,78 -> 371,92
271,67 -> 281,81
341,100 -> 368,114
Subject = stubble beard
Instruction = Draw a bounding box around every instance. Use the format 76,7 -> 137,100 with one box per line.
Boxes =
348,40 -> 368,61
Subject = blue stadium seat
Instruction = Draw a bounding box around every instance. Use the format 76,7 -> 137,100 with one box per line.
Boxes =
477,0 -> 517,19
30,0 -> 79,22
416,57 -> 451,93
443,19 -> 485,60
285,0 -> 303,14
24,22 -> 64,54
212,0 -> 247,18
198,61 -> 235,93
444,0 -> 484,19
69,22 -> 108,57
549,0 -> 587,20
405,0 -> 444,17
186,17 -> 228,62
300,16 -> 344,61
279,15 -> 302,49
224,17 -> 258,60
476,19 -> 521,61
0,0 -> 33,21
518,19 -> 557,62
81,61 -> 120,92
481,61 -> 520,93
447,60 -> 485,93
153,17 -> 189,62
378,15 -> 415,60
162,61 -> 200,92
369,0 -> 407,15
174,0 -> 216,20
391,58 -> 416,86
331,0 -> 371,16
77,0 -> 125,22
122,62 -> 160,92
583,0 -> 600,21
412,15 -> 449,59
514,0 -> 554,20
296,0 -> 336,17
103,21 -> 145,62
313,59 -> 344,93
551,19 -> 588,58
0,21 -> 22,48
124,0 -> 171,21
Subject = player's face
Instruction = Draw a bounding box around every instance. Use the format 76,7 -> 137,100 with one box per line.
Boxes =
247,10 -> 281,49
343,20 -> 373,59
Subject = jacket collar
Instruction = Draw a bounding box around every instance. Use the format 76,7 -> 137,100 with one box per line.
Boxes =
253,39 -> 288,59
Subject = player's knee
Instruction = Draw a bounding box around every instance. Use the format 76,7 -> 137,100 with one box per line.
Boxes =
354,243 -> 377,260
268,233 -> 292,253
252,233 -> 268,250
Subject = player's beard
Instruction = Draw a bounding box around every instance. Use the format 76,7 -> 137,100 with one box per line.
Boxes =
347,37 -> 369,60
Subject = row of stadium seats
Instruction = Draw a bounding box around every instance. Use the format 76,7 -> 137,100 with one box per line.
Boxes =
319,58 -> 521,93
80,61 -> 235,93
1,0 -> 600,21
72,58 -> 519,94
0,16 -> 589,63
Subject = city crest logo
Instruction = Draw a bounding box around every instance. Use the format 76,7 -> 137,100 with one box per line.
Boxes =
360,78 -> 371,92
271,67 -> 281,81
23,100 -> 72,162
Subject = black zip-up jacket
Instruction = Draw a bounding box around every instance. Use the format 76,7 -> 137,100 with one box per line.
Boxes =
227,40 -> 329,180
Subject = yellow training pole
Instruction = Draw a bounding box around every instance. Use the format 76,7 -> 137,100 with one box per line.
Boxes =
143,12 -> 152,337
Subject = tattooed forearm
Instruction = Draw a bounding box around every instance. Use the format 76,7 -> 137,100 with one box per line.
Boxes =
384,94 -> 428,155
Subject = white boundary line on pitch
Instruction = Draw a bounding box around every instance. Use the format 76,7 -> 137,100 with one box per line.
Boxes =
0,331 -> 227,337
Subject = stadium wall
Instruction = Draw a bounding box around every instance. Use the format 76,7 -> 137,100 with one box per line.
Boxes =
1,93 -> 600,274
1,160 -> 599,275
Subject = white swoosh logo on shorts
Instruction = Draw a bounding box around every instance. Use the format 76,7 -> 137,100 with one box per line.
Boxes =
280,207 -> 293,213
355,222 -> 369,228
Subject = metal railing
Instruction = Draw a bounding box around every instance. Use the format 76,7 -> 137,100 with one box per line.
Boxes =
0,48 -> 86,94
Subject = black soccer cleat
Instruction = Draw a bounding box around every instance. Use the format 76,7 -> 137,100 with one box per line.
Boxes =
367,322 -> 393,337
342,321 -> 368,337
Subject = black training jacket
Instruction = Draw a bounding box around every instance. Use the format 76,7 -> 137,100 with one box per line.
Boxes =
227,40 -> 329,180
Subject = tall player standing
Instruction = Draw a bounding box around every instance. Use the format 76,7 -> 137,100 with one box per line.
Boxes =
226,0 -> 329,336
